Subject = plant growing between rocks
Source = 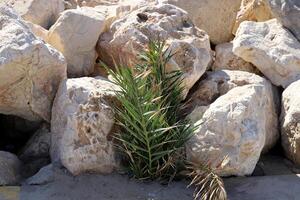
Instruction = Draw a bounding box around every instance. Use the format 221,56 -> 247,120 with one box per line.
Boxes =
106,40 -> 227,200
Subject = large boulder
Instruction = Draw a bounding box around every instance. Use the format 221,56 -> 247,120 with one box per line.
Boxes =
212,42 -> 259,74
160,0 -> 242,44
232,0 -> 273,34
94,0 -> 156,31
0,7 -> 67,122
269,0 -> 300,41
51,77 -> 119,175
0,151 -> 22,186
48,7 -> 105,78
187,84 -> 277,176
185,70 -> 279,153
6,0 -> 64,29
233,19 -> 300,88
98,4 -> 212,98
281,80 -> 300,166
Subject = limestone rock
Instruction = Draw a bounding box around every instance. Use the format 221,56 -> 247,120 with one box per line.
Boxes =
0,151 -> 22,186
233,19 -> 300,88
233,0 -> 273,34
94,0 -> 156,31
19,124 -> 50,162
98,4 -> 212,98
0,7 -> 67,121
48,7 -> 105,77
281,80 -> 300,166
212,43 -> 259,74
51,76 -> 119,175
25,21 -> 49,42
269,0 -> 300,41
187,84 -> 275,176
185,70 -> 279,153
6,0 -> 64,29
160,0 -> 242,44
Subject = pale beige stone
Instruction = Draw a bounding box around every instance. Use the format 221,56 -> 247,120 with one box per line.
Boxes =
98,4 -> 212,98
187,84 -> 276,176
233,19 -> 300,88
6,0 -> 64,29
48,7 -> 105,77
160,0 -> 242,44
232,0 -> 273,34
0,7 -> 67,121
212,42 -> 259,74
281,80 -> 300,166
51,77 -> 119,175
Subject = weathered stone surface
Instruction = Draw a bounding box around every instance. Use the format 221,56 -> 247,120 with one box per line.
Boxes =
0,151 -> 22,186
48,7 -> 105,78
19,124 -> 50,162
6,0 -> 64,29
269,0 -> 300,41
212,42 -> 259,73
281,80 -> 300,166
185,70 -> 279,153
0,7 -> 67,121
98,4 -> 212,98
160,0 -> 242,44
233,0 -> 273,34
25,21 -> 49,42
94,0 -> 156,31
233,19 -> 300,88
51,76 -> 119,175
187,84 -> 275,176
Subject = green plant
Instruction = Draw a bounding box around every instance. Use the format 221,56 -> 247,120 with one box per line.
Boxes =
106,40 -> 227,199
107,40 -> 194,180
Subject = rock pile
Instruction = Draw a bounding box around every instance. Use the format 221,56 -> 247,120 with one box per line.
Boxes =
0,0 -> 299,184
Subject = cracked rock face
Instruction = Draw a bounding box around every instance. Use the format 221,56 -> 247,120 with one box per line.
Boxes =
233,19 -> 300,88
48,7 -> 105,78
0,7 -> 67,122
0,151 -> 22,186
160,0 -> 242,44
232,0 -> 273,34
51,77 -> 119,175
98,4 -> 212,98
212,42 -> 259,74
5,0 -> 64,29
281,80 -> 300,166
186,70 -> 279,176
269,0 -> 300,41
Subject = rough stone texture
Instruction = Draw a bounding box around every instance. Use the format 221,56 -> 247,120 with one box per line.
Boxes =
185,70 -> 279,154
98,4 -> 212,98
6,0 -> 64,29
269,0 -> 300,41
25,21 -> 49,42
232,0 -> 273,34
212,42 -> 259,74
0,7 -> 67,122
0,151 -> 22,186
233,19 -> 300,88
187,84 -> 275,176
51,76 -> 119,175
19,124 -> 50,162
48,7 -> 105,78
94,0 -> 156,31
281,80 -> 300,166
160,0 -> 242,44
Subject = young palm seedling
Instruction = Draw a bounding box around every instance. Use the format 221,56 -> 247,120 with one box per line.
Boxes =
106,40 -> 227,199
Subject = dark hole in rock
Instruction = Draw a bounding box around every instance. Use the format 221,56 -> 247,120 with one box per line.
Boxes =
137,13 -> 148,22
0,114 -> 40,154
